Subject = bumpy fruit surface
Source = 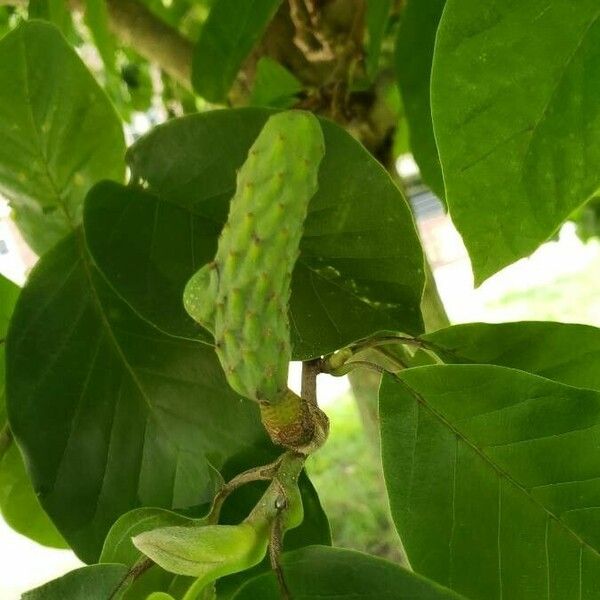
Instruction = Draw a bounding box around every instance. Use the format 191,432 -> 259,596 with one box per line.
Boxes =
184,111 -> 325,403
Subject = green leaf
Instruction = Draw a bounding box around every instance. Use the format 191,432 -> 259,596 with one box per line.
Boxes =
84,182 -> 214,343
0,442 -> 67,548
29,0 -> 72,37
0,274 -> 65,547
6,233 -> 268,563
432,1 -> 600,283
0,275 -> 20,407
101,507 -> 202,599
0,8 -> 14,40
90,108 -> 424,359
366,0 -> 393,78
249,57 -> 302,108
102,507 -> 202,567
133,522 -> 267,579
423,321 -> 600,390
395,0 -> 445,199
192,0 -> 283,102
22,564 -> 128,600
84,0 -> 116,76
380,366 -> 600,600
133,454 -> 307,600
99,444 -> 330,599
232,545 -> 468,599
0,21 -> 125,255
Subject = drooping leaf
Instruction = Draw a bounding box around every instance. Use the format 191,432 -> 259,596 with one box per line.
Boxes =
380,366 -> 600,600
432,0 -> 600,283
0,274 -> 65,547
422,321 -> 600,390
133,522 -> 267,579
366,0 -> 393,78
232,545 -> 468,599
22,564 -> 128,600
87,108 -> 424,359
0,21 -> 124,255
6,234 -> 268,563
249,57 -> 302,108
192,0 -> 283,102
395,0 -> 445,199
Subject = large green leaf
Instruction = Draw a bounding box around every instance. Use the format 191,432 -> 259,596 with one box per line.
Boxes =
22,564 -> 127,600
381,366 -> 600,600
232,545 -> 467,599
89,108 -> 424,359
6,234 -> 268,563
84,182 -> 215,343
192,0 -> 282,102
0,274 -> 65,547
423,321 -> 600,390
395,0 -> 445,199
432,1 -> 600,283
0,21 -> 124,255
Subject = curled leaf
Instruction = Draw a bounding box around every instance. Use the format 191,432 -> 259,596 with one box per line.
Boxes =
133,522 -> 268,580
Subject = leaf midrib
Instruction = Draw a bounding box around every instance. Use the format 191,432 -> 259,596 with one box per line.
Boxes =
392,371 -> 600,561
522,7 -> 600,164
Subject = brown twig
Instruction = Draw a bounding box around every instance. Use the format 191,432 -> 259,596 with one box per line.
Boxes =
207,457 -> 283,524
108,556 -> 153,599
301,358 -> 321,408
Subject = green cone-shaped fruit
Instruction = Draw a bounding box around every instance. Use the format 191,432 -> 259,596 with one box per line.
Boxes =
184,111 -> 325,403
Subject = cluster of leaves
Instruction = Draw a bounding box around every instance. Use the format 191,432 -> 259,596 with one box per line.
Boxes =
1,0 -> 600,599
